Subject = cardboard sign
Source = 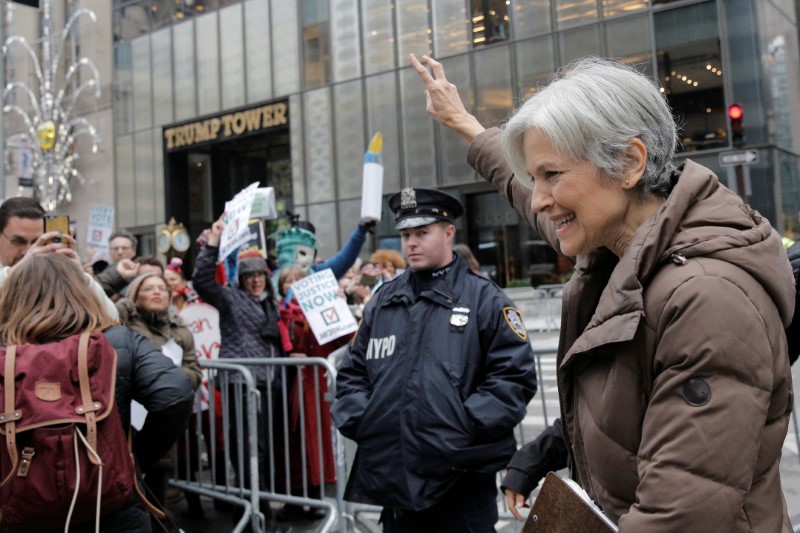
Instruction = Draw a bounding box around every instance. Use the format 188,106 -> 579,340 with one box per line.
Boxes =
86,204 -> 115,260
219,182 -> 260,262
236,219 -> 268,259
179,303 -> 221,371
291,268 -> 358,345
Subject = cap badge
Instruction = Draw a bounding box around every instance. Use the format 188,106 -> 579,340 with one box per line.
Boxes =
400,187 -> 417,209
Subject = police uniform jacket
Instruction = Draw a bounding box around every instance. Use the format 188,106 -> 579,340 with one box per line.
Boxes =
468,127 -> 794,532
332,254 -> 537,511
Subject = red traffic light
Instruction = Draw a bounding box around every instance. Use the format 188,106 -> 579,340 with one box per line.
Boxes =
728,104 -> 743,120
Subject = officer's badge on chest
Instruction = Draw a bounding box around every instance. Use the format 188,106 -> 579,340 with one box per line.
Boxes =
450,307 -> 470,329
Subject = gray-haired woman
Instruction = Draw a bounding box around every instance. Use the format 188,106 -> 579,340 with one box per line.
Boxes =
412,54 -> 794,532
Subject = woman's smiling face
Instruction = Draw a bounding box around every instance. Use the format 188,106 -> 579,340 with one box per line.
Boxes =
524,129 -> 633,257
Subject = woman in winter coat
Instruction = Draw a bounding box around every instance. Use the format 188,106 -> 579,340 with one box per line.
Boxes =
273,266 -> 339,521
192,215 -> 284,519
116,272 -> 202,513
412,54 -> 794,532
0,253 -> 194,532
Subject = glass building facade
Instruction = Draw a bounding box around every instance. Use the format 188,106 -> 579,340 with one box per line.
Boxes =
112,0 -> 800,287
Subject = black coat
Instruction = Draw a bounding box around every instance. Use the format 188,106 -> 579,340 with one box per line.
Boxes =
104,325 -> 194,471
500,418 -> 569,497
332,255 -> 537,511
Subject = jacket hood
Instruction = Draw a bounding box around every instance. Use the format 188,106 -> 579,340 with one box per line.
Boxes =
581,160 -> 794,341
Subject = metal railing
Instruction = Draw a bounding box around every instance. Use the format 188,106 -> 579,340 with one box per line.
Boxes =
169,356 -> 347,533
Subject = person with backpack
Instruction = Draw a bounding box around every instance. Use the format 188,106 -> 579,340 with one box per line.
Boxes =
0,253 -> 195,532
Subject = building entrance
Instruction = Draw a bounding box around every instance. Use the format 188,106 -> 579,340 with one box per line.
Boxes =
162,99 -> 292,270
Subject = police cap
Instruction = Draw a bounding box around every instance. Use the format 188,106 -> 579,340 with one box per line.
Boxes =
388,187 -> 464,230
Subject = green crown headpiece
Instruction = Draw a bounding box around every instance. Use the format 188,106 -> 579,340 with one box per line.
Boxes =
274,226 -> 318,266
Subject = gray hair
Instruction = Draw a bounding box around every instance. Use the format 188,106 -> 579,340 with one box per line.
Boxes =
109,229 -> 138,249
502,57 -> 678,199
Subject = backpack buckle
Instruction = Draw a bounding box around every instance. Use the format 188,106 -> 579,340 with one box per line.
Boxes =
0,410 -> 21,424
17,447 -> 35,478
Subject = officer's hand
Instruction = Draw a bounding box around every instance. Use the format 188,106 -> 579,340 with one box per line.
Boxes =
409,53 -> 485,144
289,352 -> 308,358
504,488 -> 529,521
116,258 -> 139,280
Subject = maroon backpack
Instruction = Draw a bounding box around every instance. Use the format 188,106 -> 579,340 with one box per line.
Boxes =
0,332 -> 135,532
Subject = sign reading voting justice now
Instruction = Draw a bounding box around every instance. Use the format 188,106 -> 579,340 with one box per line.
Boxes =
292,269 -> 358,345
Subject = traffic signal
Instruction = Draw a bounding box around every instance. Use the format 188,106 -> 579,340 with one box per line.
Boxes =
728,104 -> 744,146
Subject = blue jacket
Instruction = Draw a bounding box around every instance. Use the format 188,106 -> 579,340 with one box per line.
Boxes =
332,255 -> 537,510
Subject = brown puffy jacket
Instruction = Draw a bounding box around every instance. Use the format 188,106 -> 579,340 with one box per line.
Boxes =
469,128 -> 794,532
116,298 -> 202,390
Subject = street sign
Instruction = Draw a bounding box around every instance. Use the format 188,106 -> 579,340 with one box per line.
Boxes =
719,149 -> 759,166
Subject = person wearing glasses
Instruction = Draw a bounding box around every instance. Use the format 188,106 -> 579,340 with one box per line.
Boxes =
0,197 -> 46,267
96,230 -> 141,300
0,197 -> 119,320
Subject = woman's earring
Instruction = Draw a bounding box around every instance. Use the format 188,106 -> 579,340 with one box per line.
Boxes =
624,180 -> 630,186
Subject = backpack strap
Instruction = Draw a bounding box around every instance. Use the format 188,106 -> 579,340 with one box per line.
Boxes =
76,332 -> 102,465
1,345 -> 20,487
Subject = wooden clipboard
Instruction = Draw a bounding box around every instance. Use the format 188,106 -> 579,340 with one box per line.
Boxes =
521,472 -> 617,533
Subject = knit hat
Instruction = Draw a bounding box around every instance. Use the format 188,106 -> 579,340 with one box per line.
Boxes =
127,272 -> 164,302
238,255 -> 268,277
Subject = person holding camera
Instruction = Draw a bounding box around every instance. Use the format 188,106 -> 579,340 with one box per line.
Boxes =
0,197 -> 118,320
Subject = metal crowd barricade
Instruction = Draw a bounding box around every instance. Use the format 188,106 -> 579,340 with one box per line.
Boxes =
169,356 -> 347,533
170,360 -> 264,533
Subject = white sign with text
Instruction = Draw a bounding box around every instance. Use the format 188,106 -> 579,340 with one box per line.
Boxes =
86,204 -> 115,261
219,182 -> 260,262
292,268 -> 358,345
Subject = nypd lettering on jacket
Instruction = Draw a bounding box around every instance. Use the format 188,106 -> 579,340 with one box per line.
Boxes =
365,335 -> 396,360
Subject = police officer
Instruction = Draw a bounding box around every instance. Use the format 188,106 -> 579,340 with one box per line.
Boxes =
332,187 -> 537,532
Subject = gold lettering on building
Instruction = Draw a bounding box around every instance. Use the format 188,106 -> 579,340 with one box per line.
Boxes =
164,102 -> 288,150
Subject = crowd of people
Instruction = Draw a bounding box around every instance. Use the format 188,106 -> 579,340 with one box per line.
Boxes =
0,49 -> 797,533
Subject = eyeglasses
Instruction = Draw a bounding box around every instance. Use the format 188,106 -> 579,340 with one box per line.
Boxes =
1,231 -> 38,247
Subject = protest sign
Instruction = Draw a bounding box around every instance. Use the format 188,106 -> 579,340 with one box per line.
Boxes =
236,219 -> 268,258
291,268 -> 358,345
251,187 -> 278,219
179,303 -> 221,366
219,182 -> 260,262
179,302 -> 221,411
86,204 -> 115,260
